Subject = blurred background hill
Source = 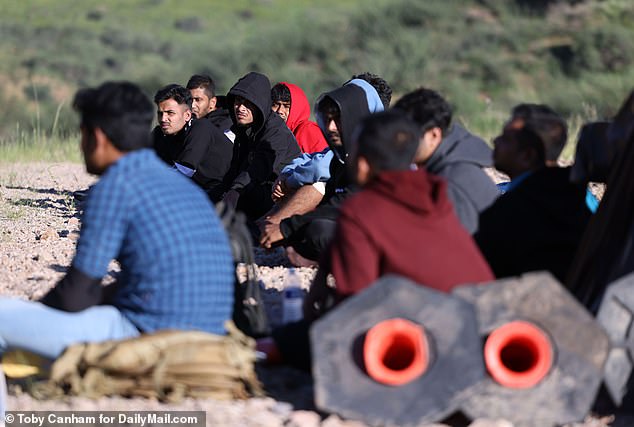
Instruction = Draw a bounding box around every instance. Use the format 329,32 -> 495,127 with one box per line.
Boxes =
1,0 -> 633,158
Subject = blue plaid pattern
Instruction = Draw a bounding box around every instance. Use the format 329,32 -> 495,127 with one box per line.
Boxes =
73,149 -> 234,335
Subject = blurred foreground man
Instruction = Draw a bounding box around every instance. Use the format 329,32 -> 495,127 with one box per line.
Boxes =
0,81 -> 234,359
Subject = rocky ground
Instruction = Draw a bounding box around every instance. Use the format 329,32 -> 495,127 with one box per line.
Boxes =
0,162 -> 624,427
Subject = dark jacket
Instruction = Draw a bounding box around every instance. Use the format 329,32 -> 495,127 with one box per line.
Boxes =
331,168 -> 494,297
280,84 -> 370,238
426,124 -> 499,234
474,166 -> 591,283
225,72 -> 301,195
205,95 -> 234,133
152,118 -> 234,202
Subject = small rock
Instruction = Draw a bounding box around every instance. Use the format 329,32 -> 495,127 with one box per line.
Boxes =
67,217 -> 80,227
37,228 -> 58,241
286,410 -> 320,427
321,415 -> 369,427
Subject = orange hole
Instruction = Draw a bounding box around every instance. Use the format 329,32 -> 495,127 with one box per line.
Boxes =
364,318 -> 429,386
484,320 -> 553,389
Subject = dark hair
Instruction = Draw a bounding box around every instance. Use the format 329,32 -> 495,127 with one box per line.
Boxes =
153,84 -> 193,109
271,83 -> 291,103
352,72 -> 392,109
317,96 -> 340,118
73,81 -> 154,152
511,103 -> 567,162
186,74 -> 216,98
354,110 -> 420,172
393,87 -> 452,134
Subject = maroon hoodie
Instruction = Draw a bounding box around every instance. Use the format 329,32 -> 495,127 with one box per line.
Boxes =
281,82 -> 328,154
330,168 -> 494,297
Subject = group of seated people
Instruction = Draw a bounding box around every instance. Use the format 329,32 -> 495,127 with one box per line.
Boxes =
0,71 -> 608,374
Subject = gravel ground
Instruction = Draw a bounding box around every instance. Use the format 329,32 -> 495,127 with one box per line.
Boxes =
0,162 -> 623,427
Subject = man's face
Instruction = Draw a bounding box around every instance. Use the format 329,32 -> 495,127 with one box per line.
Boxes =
234,96 -> 256,126
190,87 -> 216,119
323,111 -> 342,146
157,99 -> 191,135
80,127 -> 103,176
493,117 -> 526,177
414,127 -> 443,164
272,100 -> 291,123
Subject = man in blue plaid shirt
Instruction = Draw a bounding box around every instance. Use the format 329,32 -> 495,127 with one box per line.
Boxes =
0,82 -> 234,359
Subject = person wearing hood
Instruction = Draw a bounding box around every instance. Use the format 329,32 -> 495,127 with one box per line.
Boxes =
186,74 -> 234,138
152,84 -> 234,203
474,105 -> 591,283
394,88 -> 499,234
269,75 -> 391,205
271,82 -> 328,154
261,111 -> 494,370
223,72 -> 301,221
259,81 -> 373,264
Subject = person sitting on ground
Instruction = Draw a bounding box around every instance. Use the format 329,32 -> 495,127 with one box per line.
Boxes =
393,88 -> 499,234
0,81 -> 235,360
259,81 -> 374,266
474,104 -> 592,283
222,72 -> 301,222
186,74 -> 235,140
268,73 -> 391,207
271,82 -> 328,154
152,84 -> 234,202
263,111 -> 494,370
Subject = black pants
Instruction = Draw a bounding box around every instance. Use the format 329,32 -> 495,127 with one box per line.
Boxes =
288,218 -> 338,261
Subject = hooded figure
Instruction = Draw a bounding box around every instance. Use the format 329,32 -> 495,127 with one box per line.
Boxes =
425,124 -> 500,234
276,82 -> 328,154
224,72 -> 301,220
278,83 -> 371,261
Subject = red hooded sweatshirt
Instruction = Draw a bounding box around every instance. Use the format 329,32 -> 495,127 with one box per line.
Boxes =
330,168 -> 494,297
281,82 -> 328,154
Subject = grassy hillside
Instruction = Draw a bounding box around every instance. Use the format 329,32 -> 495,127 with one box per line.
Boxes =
1,0 -> 633,159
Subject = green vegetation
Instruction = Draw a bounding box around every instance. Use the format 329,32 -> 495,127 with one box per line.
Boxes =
0,0 -> 632,161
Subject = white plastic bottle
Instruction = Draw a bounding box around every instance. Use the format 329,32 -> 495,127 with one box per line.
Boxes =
282,268 -> 304,324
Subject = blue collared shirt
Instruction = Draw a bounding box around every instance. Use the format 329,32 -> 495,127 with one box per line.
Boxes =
73,149 -> 234,334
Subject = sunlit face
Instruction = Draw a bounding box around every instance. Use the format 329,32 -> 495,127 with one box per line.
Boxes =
234,96 -> 256,126
157,99 -> 191,135
272,100 -> 291,123
190,87 -> 216,118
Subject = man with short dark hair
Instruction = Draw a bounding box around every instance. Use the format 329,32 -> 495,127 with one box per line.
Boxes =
152,84 -> 234,202
0,81 -> 235,359
186,74 -> 234,135
223,72 -> 301,221
394,88 -> 499,234
474,105 -> 591,282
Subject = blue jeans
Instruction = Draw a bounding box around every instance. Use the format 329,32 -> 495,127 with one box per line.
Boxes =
0,298 -> 140,359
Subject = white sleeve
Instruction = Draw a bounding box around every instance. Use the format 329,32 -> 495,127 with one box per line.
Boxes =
312,181 -> 326,195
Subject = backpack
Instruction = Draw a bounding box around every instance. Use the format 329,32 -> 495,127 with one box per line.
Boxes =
215,200 -> 271,338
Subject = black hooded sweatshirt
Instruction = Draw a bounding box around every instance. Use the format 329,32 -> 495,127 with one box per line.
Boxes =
225,72 -> 301,196
425,124 -> 499,234
280,84 -> 370,238
474,166 -> 591,283
152,118 -> 234,202
204,95 -> 234,133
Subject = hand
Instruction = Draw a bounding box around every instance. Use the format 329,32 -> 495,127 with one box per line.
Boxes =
271,177 -> 290,202
260,221 -> 284,249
